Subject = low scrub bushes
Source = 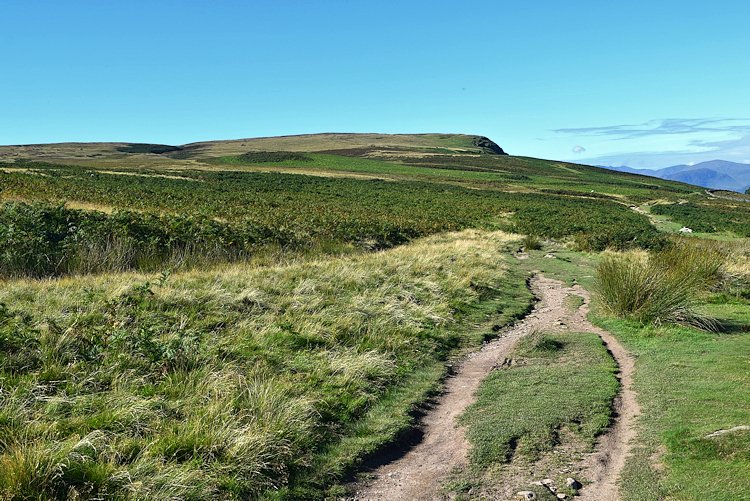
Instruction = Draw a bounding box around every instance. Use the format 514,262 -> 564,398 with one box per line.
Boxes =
595,240 -> 725,329
652,202 -> 750,237
573,228 -> 667,253
0,180 -> 665,276
0,203 -> 255,277
0,162 -> 666,278
209,151 -> 313,164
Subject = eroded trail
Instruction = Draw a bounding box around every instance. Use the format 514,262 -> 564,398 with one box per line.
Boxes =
353,276 -> 638,501
573,283 -> 640,501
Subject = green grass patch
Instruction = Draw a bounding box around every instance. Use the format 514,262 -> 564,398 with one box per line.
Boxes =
460,330 -> 619,467
520,248 -> 598,290
594,315 -> 750,500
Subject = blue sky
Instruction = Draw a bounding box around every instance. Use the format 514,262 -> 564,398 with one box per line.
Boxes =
2,1 -> 749,168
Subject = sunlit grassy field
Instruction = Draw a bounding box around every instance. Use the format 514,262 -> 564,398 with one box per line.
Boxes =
511,239 -> 750,500
0,230 -> 534,499
1,133 -> 748,499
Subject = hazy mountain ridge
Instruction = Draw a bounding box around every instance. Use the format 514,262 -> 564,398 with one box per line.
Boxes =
602,160 -> 750,192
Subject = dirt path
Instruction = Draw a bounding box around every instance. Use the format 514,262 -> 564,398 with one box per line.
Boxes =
572,283 -> 640,501
352,276 -> 639,501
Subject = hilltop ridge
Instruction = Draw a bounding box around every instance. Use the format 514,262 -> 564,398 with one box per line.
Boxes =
0,133 -> 505,164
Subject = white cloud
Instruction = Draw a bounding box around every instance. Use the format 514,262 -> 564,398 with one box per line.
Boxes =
571,145 -> 586,153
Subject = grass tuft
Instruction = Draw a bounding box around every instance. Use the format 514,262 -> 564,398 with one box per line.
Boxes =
521,235 -> 543,251
517,329 -> 565,354
595,240 -> 725,329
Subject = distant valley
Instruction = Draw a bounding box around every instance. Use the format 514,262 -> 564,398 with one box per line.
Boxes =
601,159 -> 750,193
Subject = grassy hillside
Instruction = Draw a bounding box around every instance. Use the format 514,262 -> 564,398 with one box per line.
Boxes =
0,230 -> 532,499
0,133 -> 747,499
0,133 -> 717,278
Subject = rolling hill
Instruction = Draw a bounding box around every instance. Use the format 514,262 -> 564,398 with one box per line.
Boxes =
0,132 -> 710,279
0,133 -> 748,500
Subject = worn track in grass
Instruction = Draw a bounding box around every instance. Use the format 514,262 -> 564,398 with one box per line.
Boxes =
352,276 -> 638,501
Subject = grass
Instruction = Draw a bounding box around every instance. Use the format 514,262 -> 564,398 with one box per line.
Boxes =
595,239 -> 725,329
593,242 -> 750,499
519,237 -> 750,500
594,315 -> 750,500
1,133 -> 748,499
451,330 -> 619,499
517,246 -> 598,289
521,234 -> 543,251
284,264 -> 534,498
0,230 -> 534,499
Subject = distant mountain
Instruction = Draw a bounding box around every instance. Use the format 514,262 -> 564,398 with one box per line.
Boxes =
665,168 -> 740,191
604,165 -> 644,175
601,160 -> 750,193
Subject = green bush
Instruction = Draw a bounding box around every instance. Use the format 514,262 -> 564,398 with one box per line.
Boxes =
652,203 -> 750,236
0,161 -> 666,276
594,243 -> 723,329
521,235 -> 542,251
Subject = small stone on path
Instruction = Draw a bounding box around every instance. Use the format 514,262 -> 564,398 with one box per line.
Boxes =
566,477 -> 582,489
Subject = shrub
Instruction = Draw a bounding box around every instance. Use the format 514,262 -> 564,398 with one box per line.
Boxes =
652,203 -> 750,237
0,203 -> 257,277
573,228 -> 667,253
521,235 -> 542,251
210,151 -> 313,164
595,247 -> 720,330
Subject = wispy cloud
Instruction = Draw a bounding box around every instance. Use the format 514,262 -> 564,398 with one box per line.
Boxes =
555,118 -> 750,141
571,145 -> 586,153
554,117 -> 750,168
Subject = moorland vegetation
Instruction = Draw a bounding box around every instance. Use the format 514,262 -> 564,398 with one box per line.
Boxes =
0,134 -> 748,499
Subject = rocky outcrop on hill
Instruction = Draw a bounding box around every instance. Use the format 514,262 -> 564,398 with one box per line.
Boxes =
472,136 -> 507,155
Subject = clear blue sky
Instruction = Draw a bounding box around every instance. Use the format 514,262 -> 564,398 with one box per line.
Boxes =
2,1 -> 749,168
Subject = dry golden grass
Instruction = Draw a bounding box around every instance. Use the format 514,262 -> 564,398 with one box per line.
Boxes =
723,240 -> 750,281
0,230 -> 524,499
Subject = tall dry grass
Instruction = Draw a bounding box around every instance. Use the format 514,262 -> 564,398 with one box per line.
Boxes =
0,229 -> 521,499
595,239 -> 726,329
